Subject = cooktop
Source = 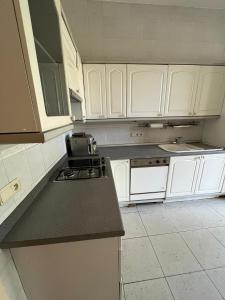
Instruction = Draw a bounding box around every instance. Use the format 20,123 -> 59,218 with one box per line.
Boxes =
54,157 -> 107,181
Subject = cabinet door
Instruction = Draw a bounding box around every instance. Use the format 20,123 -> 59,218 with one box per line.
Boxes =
15,0 -> 72,133
77,53 -> 85,99
83,64 -> 107,119
194,66 -> 225,116
39,64 -> 69,116
111,160 -> 130,202
166,156 -> 201,198
106,64 -> 126,118
164,65 -> 199,116
61,21 -> 77,91
127,65 -> 167,117
0,0 -> 39,133
77,54 -> 86,120
195,154 -> 225,194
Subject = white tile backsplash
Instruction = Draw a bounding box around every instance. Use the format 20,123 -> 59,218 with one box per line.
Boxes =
0,132 -> 70,300
3,151 -> 33,206
0,160 -> 8,190
26,144 -> 45,185
74,122 -> 204,146
63,1 -> 225,64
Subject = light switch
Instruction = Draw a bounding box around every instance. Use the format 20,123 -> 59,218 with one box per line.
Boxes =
0,178 -> 21,205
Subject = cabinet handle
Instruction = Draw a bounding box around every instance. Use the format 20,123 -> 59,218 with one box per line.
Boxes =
76,89 -> 80,93
157,113 -> 162,117
189,112 -> 192,116
193,112 -> 196,115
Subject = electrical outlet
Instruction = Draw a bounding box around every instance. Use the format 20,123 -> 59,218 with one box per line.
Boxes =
130,129 -> 144,137
0,178 -> 21,206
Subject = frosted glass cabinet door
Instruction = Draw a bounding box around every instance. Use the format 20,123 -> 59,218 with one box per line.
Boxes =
111,160 -> 130,202
164,65 -> 199,116
194,66 -> 225,116
166,156 -> 201,197
39,64 -> 69,116
127,65 -> 167,117
195,154 -> 225,194
83,64 -> 107,119
106,64 -> 126,118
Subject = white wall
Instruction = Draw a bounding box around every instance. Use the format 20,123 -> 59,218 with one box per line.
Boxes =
74,122 -> 204,145
62,0 -> 225,64
203,102 -> 225,147
0,133 -> 69,300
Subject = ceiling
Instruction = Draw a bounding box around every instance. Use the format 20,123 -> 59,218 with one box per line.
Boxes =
94,0 -> 225,10
62,0 -> 225,64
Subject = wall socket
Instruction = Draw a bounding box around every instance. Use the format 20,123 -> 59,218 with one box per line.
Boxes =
130,129 -> 144,137
0,178 -> 21,206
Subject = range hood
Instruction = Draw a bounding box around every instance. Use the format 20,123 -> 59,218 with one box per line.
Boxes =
69,88 -> 83,103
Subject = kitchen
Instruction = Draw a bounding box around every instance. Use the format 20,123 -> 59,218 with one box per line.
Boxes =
1,0 -> 225,299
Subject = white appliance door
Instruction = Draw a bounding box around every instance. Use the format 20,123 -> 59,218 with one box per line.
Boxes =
131,166 -> 168,194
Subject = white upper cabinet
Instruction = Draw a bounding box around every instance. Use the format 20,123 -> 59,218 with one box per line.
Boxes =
164,65 -> 199,117
77,53 -> 85,99
166,156 -> 201,198
61,20 -> 77,92
196,154 -> 225,194
62,21 -> 84,100
106,64 -> 126,118
127,65 -> 167,117
194,66 -> 225,116
83,64 -> 107,119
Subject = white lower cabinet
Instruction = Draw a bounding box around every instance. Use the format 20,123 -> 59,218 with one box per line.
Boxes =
166,154 -> 225,199
166,156 -> 201,197
110,160 -> 130,203
195,154 -> 225,194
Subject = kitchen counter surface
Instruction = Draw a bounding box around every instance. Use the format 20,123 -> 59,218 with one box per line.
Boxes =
98,143 -> 225,160
0,158 -> 124,249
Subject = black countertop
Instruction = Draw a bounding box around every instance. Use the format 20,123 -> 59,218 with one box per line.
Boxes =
1,142 -> 224,249
98,143 -> 225,160
0,158 -> 124,249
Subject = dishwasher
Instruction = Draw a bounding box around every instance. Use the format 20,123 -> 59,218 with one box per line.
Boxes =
130,157 -> 170,202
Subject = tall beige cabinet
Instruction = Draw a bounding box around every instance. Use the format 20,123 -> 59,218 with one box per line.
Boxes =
0,0 -> 72,143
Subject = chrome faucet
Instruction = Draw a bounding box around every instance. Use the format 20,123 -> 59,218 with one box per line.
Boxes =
173,137 -> 183,144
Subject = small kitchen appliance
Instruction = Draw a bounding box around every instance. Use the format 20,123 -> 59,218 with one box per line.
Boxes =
67,132 -> 97,157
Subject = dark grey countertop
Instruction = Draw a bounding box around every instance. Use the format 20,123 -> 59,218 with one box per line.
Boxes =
98,143 -> 225,160
0,158 -> 124,249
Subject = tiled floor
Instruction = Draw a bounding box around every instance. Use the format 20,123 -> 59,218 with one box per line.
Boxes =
120,198 -> 225,300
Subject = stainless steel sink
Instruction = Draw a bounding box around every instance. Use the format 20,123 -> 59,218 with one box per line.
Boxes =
158,143 -> 204,153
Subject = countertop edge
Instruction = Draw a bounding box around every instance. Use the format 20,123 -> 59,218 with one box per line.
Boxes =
0,230 -> 125,249
0,155 -> 68,243
0,158 -> 124,249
